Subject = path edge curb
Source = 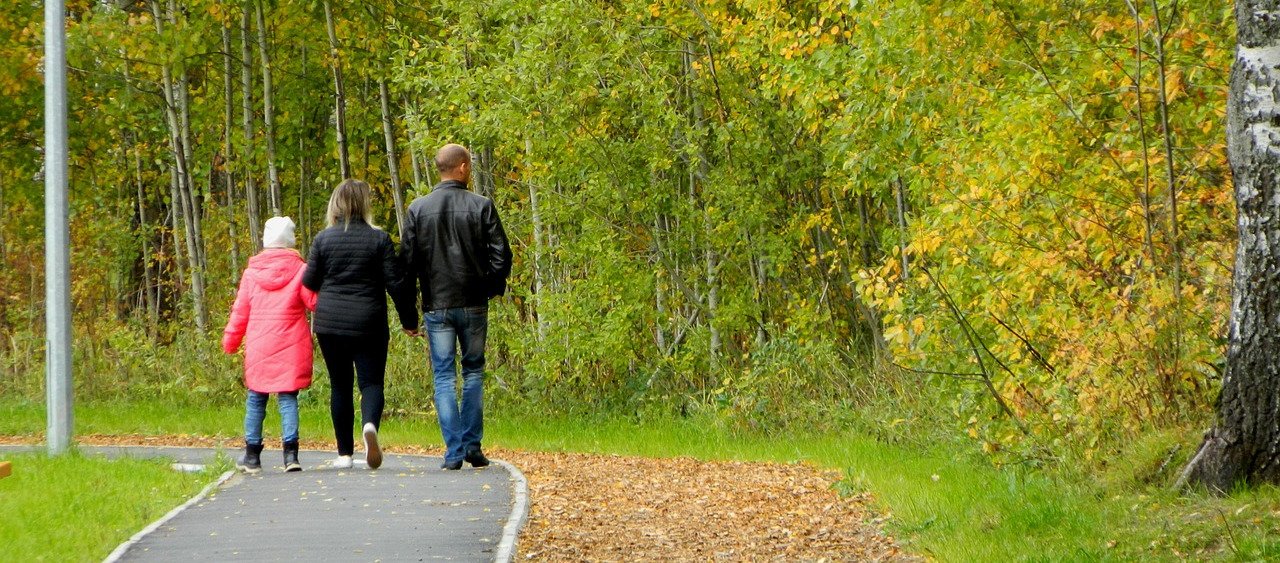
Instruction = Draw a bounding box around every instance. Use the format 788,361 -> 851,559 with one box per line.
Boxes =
492,459 -> 529,563
103,469 -> 236,563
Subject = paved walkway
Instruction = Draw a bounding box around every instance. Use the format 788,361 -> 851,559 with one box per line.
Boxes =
3,445 -> 526,562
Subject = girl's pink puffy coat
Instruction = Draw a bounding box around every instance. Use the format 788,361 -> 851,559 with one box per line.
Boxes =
222,249 -> 318,393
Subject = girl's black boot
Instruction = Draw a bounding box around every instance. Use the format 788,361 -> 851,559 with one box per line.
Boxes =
283,441 -> 301,472
237,442 -> 264,474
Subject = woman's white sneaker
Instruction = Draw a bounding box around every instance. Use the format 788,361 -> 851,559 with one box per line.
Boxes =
333,455 -> 353,469
363,422 -> 382,469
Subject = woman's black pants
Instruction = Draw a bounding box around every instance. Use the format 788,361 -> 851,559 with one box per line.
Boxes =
317,333 -> 387,456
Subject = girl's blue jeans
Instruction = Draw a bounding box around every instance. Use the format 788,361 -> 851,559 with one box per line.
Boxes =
245,390 -> 299,445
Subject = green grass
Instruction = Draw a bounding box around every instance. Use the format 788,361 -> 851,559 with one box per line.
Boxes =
3,399 -> 1279,561
0,449 -> 224,562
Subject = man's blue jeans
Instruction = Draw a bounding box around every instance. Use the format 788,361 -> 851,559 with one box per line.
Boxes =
425,306 -> 487,464
245,390 -> 299,445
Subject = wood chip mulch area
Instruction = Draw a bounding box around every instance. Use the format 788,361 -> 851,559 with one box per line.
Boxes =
3,435 -> 917,561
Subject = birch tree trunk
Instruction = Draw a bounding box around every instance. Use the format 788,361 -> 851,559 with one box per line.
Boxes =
223,24 -> 240,277
168,167 -> 185,291
1179,0 -> 1280,492
379,78 -> 406,238
406,105 -> 424,190
150,0 -> 208,331
177,69 -> 206,272
241,7 -> 262,250
323,0 -> 352,179
255,0 -> 281,215
475,147 -> 496,199
654,216 -> 668,355
526,137 -> 547,342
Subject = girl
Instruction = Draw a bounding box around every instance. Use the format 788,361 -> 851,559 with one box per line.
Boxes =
223,216 -> 317,473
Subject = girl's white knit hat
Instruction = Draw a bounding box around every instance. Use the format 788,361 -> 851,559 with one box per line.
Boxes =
263,216 -> 296,248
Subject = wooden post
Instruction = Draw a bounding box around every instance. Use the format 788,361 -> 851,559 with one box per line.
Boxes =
0,461 -> 11,479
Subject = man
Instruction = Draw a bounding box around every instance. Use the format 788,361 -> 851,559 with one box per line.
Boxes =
402,144 -> 513,470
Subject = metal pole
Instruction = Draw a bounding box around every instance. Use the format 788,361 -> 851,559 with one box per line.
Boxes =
45,0 -> 72,455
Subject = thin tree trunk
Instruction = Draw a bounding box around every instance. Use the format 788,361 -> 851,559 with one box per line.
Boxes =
704,222 -> 720,359
133,144 -> 157,327
825,185 -> 885,354
150,0 -> 207,331
1150,0 -> 1182,284
857,193 -> 876,266
1149,0 -> 1184,373
121,47 -> 156,326
324,0 -> 352,179
654,216 -> 668,355
363,135 -> 372,180
747,232 -> 768,348
168,166 -> 185,291
255,0 -> 281,215
415,103 -> 435,187
166,1 -> 206,277
527,137 -> 547,342
223,24 -> 240,277
893,177 -> 910,284
1179,1 -> 1280,492
379,79 -> 407,238
299,44 -> 310,252
298,147 -> 308,253
405,95 -> 432,187
1125,0 -> 1158,262
407,106 -> 424,191
0,178 -> 5,265
684,40 -> 719,362
177,68 -> 206,273
241,7 -> 262,250
471,146 -> 488,197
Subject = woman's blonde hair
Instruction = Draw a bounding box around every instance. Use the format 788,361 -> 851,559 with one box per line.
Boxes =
325,179 -> 376,230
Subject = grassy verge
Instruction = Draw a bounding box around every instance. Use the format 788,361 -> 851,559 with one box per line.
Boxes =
3,399 -> 1278,560
0,449 -> 225,561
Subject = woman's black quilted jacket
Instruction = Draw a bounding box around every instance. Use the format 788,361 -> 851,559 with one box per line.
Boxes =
302,220 -> 418,337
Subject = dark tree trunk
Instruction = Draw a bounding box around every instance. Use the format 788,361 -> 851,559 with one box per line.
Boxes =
323,0 -> 352,179
222,24 -> 240,277
1179,0 -> 1280,493
241,7 -> 262,251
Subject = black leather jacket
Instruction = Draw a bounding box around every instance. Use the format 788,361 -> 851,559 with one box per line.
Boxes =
401,180 -> 513,311
302,220 -> 418,337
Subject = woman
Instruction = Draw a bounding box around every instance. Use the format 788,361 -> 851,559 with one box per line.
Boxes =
303,179 -> 417,469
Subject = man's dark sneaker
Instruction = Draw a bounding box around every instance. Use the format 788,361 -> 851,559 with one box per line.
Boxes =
464,447 -> 490,468
441,459 -> 463,470
237,442 -> 264,474
283,440 -> 302,472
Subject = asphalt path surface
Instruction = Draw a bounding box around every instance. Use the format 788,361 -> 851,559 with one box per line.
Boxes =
3,445 -> 523,562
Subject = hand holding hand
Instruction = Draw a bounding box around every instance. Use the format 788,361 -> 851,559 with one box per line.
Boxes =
403,328 -> 422,338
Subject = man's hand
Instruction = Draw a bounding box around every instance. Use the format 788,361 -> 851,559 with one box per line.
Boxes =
403,328 -> 422,338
